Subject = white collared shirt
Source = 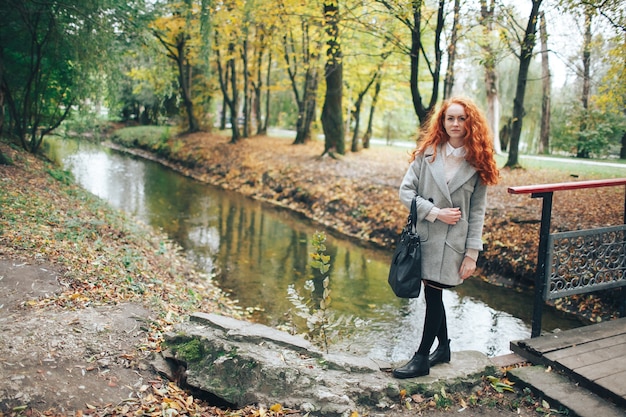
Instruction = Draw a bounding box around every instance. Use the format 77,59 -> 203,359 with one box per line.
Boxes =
444,142 -> 466,183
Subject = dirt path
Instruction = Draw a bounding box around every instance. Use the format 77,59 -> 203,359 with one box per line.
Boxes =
0,260 -> 159,411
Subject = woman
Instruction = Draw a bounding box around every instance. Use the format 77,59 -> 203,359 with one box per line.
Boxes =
393,97 -> 499,379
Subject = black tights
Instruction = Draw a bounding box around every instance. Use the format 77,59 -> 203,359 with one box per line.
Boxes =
417,283 -> 448,355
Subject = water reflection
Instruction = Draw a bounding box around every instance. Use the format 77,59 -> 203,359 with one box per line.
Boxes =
45,138 -> 581,360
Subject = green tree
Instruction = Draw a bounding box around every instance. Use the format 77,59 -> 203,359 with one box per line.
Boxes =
554,0 -> 625,158
0,0 -> 125,152
113,43 -> 179,125
597,38 -> 626,158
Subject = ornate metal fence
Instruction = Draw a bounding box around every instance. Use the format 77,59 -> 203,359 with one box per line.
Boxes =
545,224 -> 626,300
508,178 -> 626,337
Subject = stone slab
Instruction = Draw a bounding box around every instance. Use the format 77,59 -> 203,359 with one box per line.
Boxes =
165,314 -> 496,415
191,312 -> 315,353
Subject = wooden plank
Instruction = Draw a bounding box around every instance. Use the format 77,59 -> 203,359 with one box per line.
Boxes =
512,318 -> 626,409
595,370 -> 626,397
573,356 -> 626,381
545,333 -> 626,362
514,318 -> 626,354
546,334 -> 626,366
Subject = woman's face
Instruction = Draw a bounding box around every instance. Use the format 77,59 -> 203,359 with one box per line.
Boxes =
443,103 -> 467,143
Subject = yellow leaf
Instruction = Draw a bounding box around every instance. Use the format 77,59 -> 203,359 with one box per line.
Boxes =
459,398 -> 467,409
269,403 -> 282,412
349,411 -> 359,417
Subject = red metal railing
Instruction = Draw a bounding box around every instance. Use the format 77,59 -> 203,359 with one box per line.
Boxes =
508,178 -> 626,337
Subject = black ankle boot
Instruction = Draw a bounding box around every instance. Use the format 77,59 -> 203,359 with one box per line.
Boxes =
392,353 -> 429,379
428,339 -> 451,366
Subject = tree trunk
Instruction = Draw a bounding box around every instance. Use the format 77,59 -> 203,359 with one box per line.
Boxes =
321,0 -> 344,155
505,0 -> 542,168
282,19 -> 321,145
577,7 -> 592,158
443,0 -> 460,99
263,50 -> 272,134
254,34 -> 267,136
350,68 -> 379,152
176,39 -> 200,133
294,56 -> 321,145
227,50 -> 240,143
293,68 -> 320,145
410,0 -> 445,124
538,11 -> 551,155
215,33 -> 240,143
302,70 -> 319,143
242,38 -> 251,138
480,0 -> 501,154
220,65 -> 229,130
362,76 -> 382,149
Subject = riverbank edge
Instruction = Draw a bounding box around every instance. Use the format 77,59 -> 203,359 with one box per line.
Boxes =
103,130 -> 615,327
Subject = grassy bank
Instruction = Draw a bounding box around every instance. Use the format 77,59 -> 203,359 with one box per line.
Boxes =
0,139 -> 240,326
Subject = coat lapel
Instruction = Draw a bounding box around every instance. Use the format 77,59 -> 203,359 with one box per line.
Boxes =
447,160 -> 478,194
425,146 -> 453,205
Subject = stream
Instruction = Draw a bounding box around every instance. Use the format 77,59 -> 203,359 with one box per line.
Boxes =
44,138 -> 581,361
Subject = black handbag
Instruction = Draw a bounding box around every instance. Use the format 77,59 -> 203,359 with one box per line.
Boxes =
388,197 -> 422,298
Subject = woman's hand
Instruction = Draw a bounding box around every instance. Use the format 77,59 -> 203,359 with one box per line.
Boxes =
437,207 -> 461,225
459,256 -> 476,280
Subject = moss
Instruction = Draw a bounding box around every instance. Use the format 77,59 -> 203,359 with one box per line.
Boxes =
171,339 -> 205,363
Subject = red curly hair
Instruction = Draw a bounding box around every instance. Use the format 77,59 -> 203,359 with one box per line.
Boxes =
410,97 -> 499,186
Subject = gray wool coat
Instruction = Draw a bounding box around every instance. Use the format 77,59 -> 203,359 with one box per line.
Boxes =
398,145 -> 488,286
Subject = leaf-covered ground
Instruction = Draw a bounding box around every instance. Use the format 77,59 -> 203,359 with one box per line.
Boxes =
0,134 -> 622,417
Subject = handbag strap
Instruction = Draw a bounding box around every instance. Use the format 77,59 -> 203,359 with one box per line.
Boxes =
410,197 -> 417,222
408,197 -> 418,231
